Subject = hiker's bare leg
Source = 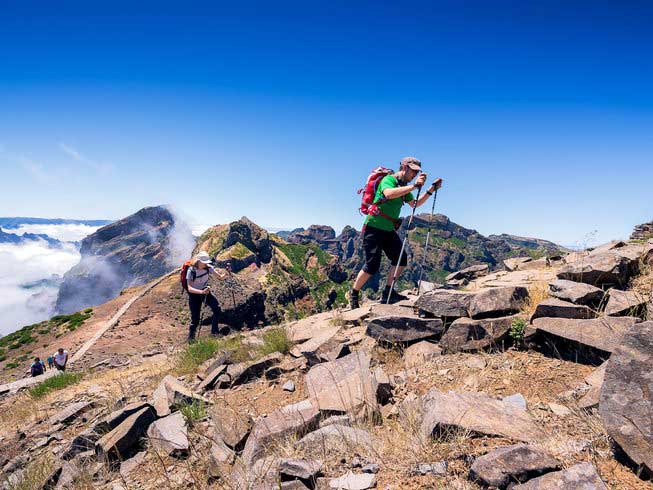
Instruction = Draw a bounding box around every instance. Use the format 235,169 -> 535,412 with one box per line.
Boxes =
353,269 -> 372,291
387,265 -> 405,285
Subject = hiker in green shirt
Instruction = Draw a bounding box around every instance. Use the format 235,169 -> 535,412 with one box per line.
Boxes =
350,157 -> 443,307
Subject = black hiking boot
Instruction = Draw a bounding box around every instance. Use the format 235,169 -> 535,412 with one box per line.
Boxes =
349,288 -> 360,309
382,286 -> 408,304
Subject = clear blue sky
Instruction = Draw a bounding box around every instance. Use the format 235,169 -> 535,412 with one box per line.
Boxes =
1,1 -> 652,246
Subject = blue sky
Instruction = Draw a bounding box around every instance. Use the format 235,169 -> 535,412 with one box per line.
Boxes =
1,1 -> 652,245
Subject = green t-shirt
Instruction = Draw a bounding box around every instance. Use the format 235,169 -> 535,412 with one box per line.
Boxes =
364,174 -> 414,231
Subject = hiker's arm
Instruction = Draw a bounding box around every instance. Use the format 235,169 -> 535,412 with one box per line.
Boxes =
383,184 -> 418,200
188,285 -> 208,294
409,179 -> 443,208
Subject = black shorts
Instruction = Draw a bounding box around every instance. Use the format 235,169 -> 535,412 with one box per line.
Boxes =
362,225 -> 408,275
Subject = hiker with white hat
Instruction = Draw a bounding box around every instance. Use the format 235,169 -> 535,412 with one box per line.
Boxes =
185,251 -> 229,342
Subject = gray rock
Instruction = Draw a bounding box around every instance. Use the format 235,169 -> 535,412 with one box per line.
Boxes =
548,279 -> 604,305
318,343 -> 351,364
94,401 -> 150,434
48,401 -> 94,426
296,425 -> 378,461
372,367 -> 392,405
404,341 -> 442,367
54,461 -> 80,490
468,286 -> 529,319
414,289 -> 475,318
152,375 -> 209,417
599,321 -> 653,474
365,315 -> 444,343
361,463 -> 380,474
208,437 -> 235,470
147,412 -> 189,456
557,251 -> 632,287
504,257 -> 534,272
319,415 -> 352,429
219,352 -> 283,388
242,399 -> 320,466
533,316 -> 640,354
95,405 -> 156,462
196,363 -> 228,392
446,264 -> 489,282
530,298 -> 596,321
503,393 -> 528,411
512,462 -> 607,489
440,315 -> 521,353
211,405 -> 252,450
604,288 -> 648,317
410,461 -> 448,476
119,451 -> 146,479
305,351 -> 378,417
329,471 -> 376,490
283,380 -> 296,392
279,458 -> 323,480
469,444 -> 560,488
417,389 -> 544,442
62,428 -> 100,460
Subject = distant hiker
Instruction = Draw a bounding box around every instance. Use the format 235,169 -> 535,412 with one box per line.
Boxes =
46,355 -> 54,369
53,348 -> 69,371
350,157 -> 443,308
183,251 -> 229,342
30,357 -> 46,377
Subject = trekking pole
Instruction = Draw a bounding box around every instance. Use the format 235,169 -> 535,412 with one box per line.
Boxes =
417,188 -> 438,293
226,263 -> 237,309
197,292 -> 208,337
386,184 -> 423,304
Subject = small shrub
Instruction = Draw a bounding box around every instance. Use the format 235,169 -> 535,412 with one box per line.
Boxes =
175,335 -> 248,375
4,361 -> 19,369
28,372 -> 83,399
258,327 -> 291,356
509,317 -> 527,343
179,399 -> 207,425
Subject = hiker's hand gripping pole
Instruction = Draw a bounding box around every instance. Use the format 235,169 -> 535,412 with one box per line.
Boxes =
385,183 -> 423,304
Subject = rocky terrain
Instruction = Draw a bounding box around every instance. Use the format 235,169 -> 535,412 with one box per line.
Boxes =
0,224 -> 651,489
55,206 -> 191,315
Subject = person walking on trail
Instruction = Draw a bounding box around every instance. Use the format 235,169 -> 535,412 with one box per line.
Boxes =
30,356 -> 46,377
185,251 -> 229,343
46,355 -> 54,369
349,157 -> 443,308
53,348 -> 68,371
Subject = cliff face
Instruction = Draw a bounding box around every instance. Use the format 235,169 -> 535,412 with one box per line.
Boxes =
55,206 -> 188,314
631,220 -> 653,241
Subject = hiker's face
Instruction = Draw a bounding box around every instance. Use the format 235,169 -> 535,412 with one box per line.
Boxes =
405,167 -> 419,181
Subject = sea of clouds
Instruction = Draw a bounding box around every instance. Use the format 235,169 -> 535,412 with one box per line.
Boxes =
0,224 -> 102,336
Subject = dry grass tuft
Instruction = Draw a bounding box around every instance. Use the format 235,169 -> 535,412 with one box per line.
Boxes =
522,281 -> 551,317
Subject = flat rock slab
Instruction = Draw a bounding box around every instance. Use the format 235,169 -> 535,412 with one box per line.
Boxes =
242,399 -> 320,465
279,458 -> 323,480
286,310 -> 347,342
340,306 -> 372,323
418,389 -> 544,442
305,351 -> 378,416
197,363 -> 228,392
48,401 -> 93,426
329,472 -> 376,490
446,264 -> 489,282
296,425 -> 378,461
469,286 -> 528,319
95,402 -> 150,434
600,321 -> 653,473
220,352 -> 283,387
152,375 -> 209,417
557,251 -> 632,287
404,341 -> 442,367
415,290 -> 475,318
366,316 -> 444,343
548,279 -> 604,306
512,462 -> 607,489
469,444 -> 560,488
96,405 -> 156,461
605,288 -> 648,317
531,298 -> 596,321
532,316 -> 639,354
147,412 -> 189,456
367,303 -> 416,318
211,404 -> 252,449
440,315 -> 521,353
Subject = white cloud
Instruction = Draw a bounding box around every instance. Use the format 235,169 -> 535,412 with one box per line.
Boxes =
58,142 -> 113,174
5,224 -> 102,242
0,240 -> 81,336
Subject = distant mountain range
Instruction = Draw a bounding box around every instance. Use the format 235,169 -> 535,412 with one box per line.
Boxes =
0,228 -> 63,247
0,217 -> 112,229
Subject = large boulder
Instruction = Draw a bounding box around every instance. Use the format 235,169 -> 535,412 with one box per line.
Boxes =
416,389 -> 543,443
146,412 -> 189,456
445,264 -> 489,283
242,399 -> 320,466
512,462 -> 607,489
469,444 -> 560,488
94,401 -> 152,434
404,341 -> 442,367
218,352 -> 283,388
557,251 -> 632,287
440,315 -> 522,353
548,279 -> 604,306
211,404 -> 253,450
532,316 -> 640,355
604,289 -> 648,317
95,406 -> 156,462
530,298 -> 596,321
468,286 -> 529,319
295,424 -> 378,461
305,351 -> 378,417
599,321 -> 653,474
414,290 -> 475,318
365,316 -> 444,343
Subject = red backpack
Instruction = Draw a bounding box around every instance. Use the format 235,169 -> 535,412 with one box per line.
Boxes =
180,260 -> 192,292
357,167 -> 401,228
